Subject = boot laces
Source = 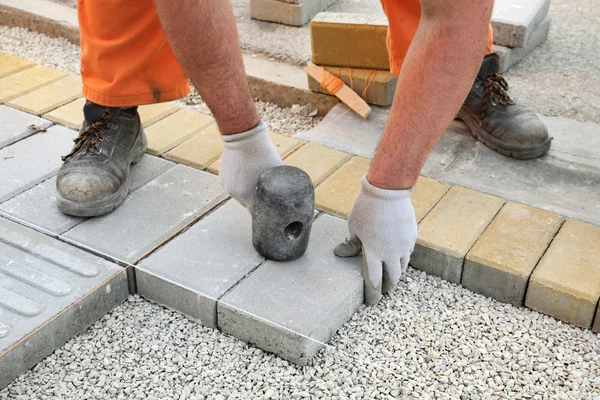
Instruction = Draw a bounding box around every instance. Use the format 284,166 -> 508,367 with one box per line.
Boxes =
61,111 -> 111,162
480,73 -> 512,125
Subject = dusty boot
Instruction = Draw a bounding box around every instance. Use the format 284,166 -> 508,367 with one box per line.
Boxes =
56,101 -> 147,217
457,53 -> 551,159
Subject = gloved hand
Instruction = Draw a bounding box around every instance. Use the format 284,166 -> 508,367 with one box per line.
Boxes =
334,174 -> 418,305
220,121 -> 283,211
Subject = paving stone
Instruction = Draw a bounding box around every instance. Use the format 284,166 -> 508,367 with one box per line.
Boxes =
6,75 -> 81,115
145,109 -> 216,155
218,213 -> 363,365
308,67 -> 397,106
594,306 -> 600,333
0,65 -> 65,103
43,97 -> 85,129
411,186 -> 505,284
491,0 -> 550,48
138,102 -> 180,127
0,125 -> 75,203
294,104 -> 388,159
251,0 -> 337,27
0,105 -> 52,149
206,131 -> 303,175
284,142 -> 350,185
0,217 -> 128,390
463,202 -> 563,306
412,176 -> 450,223
494,15 -> 551,72
61,164 -> 224,264
0,54 -> 34,78
0,155 -> 175,236
137,201 -> 264,328
314,156 -> 370,218
525,220 -> 600,329
164,124 -> 223,169
310,12 -> 389,70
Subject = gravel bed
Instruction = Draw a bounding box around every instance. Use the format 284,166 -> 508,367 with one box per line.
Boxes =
0,26 -> 321,137
1,268 -> 599,400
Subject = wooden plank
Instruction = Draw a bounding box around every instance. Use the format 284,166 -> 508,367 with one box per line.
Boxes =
305,62 -> 371,119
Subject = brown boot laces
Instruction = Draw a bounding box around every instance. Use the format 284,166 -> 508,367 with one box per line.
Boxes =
61,111 -> 111,162
480,73 -> 512,126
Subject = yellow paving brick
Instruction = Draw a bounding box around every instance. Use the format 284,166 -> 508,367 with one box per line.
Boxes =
7,75 -> 82,115
138,102 -> 180,127
525,219 -> 600,328
145,109 -> 215,155
284,142 -> 350,185
164,124 -> 223,169
412,176 -> 450,222
0,65 -> 66,103
411,186 -> 505,283
0,54 -> 34,78
315,156 -> 371,218
463,203 -> 563,306
43,97 -> 86,129
206,131 -> 303,175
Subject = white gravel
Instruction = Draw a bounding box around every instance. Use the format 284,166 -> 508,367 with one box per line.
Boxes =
1,268 -> 599,400
0,26 -> 321,137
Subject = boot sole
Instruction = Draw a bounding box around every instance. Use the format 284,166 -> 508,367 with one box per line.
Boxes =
56,127 -> 148,218
456,109 -> 552,160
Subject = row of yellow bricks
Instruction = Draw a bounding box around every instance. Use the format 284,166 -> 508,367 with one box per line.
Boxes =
1,53 -> 599,332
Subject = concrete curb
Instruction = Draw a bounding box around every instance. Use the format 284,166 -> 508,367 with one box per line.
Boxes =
0,0 -> 339,116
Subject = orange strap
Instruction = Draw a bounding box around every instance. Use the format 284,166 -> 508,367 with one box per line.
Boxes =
320,67 -> 345,95
362,70 -> 377,101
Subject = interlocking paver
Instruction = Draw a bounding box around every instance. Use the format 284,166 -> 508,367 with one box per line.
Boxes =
0,65 -> 65,103
0,125 -> 75,203
164,124 -> 223,169
137,201 -> 264,328
145,109 -> 216,155
411,186 -> 505,284
0,155 -> 175,236
0,54 -> 34,78
0,217 -> 128,390
462,203 -> 563,306
138,102 -> 180,127
61,165 -> 224,264
525,220 -> 600,328
251,0 -> 337,27
43,97 -> 85,129
6,75 -> 81,115
494,15 -> 551,72
412,176 -> 450,222
206,131 -> 303,175
0,105 -> 52,149
218,213 -> 362,365
491,0 -> 550,48
314,156 -> 371,218
284,142 -> 350,185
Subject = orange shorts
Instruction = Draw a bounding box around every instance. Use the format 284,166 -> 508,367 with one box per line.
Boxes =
77,0 -> 493,107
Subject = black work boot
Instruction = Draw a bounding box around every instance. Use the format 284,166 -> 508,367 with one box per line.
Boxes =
457,53 -> 551,159
56,101 -> 147,217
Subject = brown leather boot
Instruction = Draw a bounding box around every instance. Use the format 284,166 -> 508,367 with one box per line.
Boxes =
457,53 -> 551,159
56,101 -> 147,217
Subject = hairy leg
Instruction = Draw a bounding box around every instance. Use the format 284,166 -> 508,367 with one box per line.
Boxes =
153,0 -> 259,135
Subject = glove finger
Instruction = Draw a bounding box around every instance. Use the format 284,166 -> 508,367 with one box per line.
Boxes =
334,234 -> 362,258
363,250 -> 383,305
400,256 -> 410,281
382,258 -> 402,294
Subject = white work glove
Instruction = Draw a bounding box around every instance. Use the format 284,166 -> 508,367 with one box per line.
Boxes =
220,121 -> 283,211
334,174 -> 418,305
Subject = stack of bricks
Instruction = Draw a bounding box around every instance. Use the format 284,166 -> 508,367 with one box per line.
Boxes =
307,12 -> 397,107
490,0 -> 552,72
250,0 -> 338,27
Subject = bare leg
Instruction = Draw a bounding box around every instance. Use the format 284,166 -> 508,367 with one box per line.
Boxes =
153,0 -> 259,135
368,0 -> 494,189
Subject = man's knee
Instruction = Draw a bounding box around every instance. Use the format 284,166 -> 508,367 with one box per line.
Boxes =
420,0 -> 494,23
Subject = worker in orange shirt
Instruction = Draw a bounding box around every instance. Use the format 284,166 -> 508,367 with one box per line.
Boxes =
58,0 -> 549,304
